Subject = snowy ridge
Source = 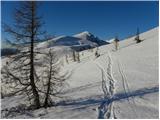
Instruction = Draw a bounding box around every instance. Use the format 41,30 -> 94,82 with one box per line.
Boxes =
36,31 -> 108,49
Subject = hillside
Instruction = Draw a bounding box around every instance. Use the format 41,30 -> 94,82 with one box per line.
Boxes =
1,27 -> 158,118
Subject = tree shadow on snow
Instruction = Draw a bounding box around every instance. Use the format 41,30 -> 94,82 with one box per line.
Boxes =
56,86 -> 158,109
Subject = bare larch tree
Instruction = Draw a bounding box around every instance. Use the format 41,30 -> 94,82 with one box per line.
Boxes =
72,50 -> 76,62
2,1 -> 45,109
135,28 -> 142,43
40,48 -> 67,108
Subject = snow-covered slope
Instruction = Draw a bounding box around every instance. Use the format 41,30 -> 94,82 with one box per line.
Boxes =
1,27 -> 158,119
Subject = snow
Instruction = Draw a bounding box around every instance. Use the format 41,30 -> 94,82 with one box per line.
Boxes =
73,31 -> 92,40
106,38 -> 115,43
1,27 -> 159,118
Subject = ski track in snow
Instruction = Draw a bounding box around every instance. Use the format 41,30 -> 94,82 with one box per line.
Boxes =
95,53 -> 117,119
117,59 -> 138,117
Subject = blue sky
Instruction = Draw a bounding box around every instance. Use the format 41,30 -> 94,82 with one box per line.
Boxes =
1,1 -> 159,41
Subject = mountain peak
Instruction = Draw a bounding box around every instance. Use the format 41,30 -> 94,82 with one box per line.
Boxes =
73,31 -> 93,39
73,31 -> 108,46
80,31 -> 91,35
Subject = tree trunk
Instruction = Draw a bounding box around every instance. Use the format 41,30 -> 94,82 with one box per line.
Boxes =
43,58 -> 52,108
30,1 -> 40,109
73,51 -> 76,62
43,80 -> 51,108
30,41 -> 40,109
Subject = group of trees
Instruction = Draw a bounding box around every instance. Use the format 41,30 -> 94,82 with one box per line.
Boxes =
2,1 -> 67,109
113,28 -> 142,51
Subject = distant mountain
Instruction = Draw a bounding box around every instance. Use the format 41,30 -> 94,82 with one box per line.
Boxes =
1,40 -> 20,56
36,31 -> 108,51
1,48 -> 20,56
73,31 -> 108,46
1,40 -> 13,49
